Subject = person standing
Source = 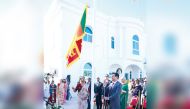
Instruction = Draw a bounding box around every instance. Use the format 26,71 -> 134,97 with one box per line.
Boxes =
94,77 -> 103,109
131,79 -> 136,94
57,79 -> 67,106
72,77 -> 83,93
142,78 -> 147,97
66,75 -> 71,100
105,74 -> 112,84
57,79 -> 62,106
49,80 -> 56,104
87,77 -> 91,109
120,77 -> 129,109
102,77 -> 110,109
132,79 -> 143,108
44,80 -> 50,108
105,72 -> 122,109
132,79 -> 143,97
44,80 -> 50,99
63,79 -> 68,102
78,76 -> 88,109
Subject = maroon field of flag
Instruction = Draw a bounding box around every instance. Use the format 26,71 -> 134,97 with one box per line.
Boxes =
66,6 -> 87,68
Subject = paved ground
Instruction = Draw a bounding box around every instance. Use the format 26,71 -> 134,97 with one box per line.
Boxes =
63,92 -> 78,109
43,91 -> 78,109
44,91 -> 132,109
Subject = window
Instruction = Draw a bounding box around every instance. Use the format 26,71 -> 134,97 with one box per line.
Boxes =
125,73 -> 128,80
116,68 -> 122,74
130,71 -> 132,79
140,72 -> 142,78
83,63 -> 92,77
83,26 -> 92,42
132,35 -> 139,55
111,37 -> 114,49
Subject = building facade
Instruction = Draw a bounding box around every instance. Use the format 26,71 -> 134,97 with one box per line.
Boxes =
44,0 -> 147,84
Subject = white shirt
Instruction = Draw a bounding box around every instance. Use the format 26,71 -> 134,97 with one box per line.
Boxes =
44,83 -> 50,98
111,80 -> 118,88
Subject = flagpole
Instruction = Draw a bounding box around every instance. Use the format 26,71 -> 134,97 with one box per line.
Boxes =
91,0 -> 96,108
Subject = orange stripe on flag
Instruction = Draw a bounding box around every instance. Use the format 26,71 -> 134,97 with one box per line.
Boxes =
66,6 -> 87,68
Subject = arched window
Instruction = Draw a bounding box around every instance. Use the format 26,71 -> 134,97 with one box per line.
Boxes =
83,63 -> 92,77
83,26 -> 92,42
125,73 -> 128,80
132,35 -> 139,55
111,37 -> 114,49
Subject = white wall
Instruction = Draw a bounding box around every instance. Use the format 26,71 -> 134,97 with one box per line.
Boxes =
44,0 -> 95,86
44,0 -> 147,85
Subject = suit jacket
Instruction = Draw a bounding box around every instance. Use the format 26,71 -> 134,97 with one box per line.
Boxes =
109,81 -> 122,109
102,83 -> 110,97
94,82 -> 103,98
88,82 -> 91,99
132,84 -> 143,97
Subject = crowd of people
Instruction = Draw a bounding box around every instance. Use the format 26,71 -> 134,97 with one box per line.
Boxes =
43,75 -> 91,109
43,72 -> 147,109
43,75 -> 71,108
72,76 -> 91,109
94,72 -> 147,109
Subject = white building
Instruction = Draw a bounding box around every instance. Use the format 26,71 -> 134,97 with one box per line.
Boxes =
44,0 -> 147,85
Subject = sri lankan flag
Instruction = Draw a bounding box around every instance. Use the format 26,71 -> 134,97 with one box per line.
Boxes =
66,6 -> 87,68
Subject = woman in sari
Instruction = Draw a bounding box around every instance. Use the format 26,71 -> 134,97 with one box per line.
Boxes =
57,79 -> 67,106
63,79 -> 68,102
78,76 -> 88,109
49,80 -> 56,104
120,77 -> 129,109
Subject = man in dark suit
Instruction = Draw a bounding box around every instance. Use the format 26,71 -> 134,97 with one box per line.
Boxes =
102,75 -> 110,109
105,72 -> 122,109
94,77 -> 103,109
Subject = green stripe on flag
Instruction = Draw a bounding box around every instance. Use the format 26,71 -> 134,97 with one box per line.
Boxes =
80,8 -> 86,32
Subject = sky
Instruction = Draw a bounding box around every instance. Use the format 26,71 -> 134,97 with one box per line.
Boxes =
95,0 -> 190,24
96,0 -> 146,21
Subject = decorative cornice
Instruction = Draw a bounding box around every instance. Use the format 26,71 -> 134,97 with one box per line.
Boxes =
54,0 -> 144,31
127,58 -> 143,62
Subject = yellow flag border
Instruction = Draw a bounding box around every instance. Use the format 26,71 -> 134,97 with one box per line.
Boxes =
65,5 -> 88,68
